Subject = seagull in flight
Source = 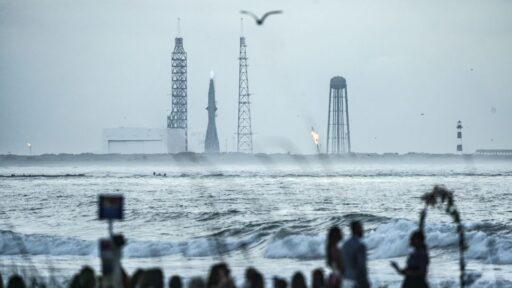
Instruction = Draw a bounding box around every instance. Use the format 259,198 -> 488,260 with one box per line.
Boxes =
240,10 -> 283,25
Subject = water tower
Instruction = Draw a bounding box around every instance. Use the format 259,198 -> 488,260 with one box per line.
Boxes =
326,76 -> 351,154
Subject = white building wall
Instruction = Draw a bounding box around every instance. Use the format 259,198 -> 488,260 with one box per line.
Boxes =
102,127 -> 187,154
107,140 -> 164,154
103,128 -> 167,154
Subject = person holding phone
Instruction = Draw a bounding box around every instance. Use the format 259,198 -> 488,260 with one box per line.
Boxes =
390,230 -> 430,288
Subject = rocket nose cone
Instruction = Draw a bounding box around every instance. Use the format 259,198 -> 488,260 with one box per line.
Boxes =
210,70 -> 214,79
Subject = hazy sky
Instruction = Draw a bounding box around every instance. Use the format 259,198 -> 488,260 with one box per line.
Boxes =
1,0 -> 511,155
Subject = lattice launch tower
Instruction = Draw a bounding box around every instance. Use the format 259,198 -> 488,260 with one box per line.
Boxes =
237,29 -> 253,153
167,19 -> 188,153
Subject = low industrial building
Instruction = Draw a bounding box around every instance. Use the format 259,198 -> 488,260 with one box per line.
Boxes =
102,127 -> 186,154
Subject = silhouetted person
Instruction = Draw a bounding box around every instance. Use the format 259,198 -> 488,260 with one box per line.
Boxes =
0,273 -> 3,288
139,268 -> 164,288
254,273 -> 264,288
169,275 -> 182,288
245,267 -> 264,288
188,278 -> 206,288
342,221 -> 370,288
290,272 -> 306,288
79,266 -> 96,288
391,230 -> 429,288
326,226 -> 343,288
7,275 -> 25,288
69,274 -> 80,288
326,226 -> 343,270
273,277 -> 287,288
207,263 -> 233,288
130,269 -> 145,288
311,269 -> 325,288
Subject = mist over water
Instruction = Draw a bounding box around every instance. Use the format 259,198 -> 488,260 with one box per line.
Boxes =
1,158 -> 511,287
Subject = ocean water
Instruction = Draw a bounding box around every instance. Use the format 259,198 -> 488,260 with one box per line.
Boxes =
1,158 -> 512,287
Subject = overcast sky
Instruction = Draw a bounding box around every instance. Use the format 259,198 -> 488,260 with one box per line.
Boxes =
1,0 -> 511,155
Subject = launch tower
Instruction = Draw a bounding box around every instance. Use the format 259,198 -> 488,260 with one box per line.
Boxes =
167,20 -> 188,152
237,33 -> 253,153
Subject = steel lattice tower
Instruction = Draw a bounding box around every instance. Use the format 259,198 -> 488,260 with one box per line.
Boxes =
326,76 -> 351,154
167,35 -> 188,151
237,36 -> 253,153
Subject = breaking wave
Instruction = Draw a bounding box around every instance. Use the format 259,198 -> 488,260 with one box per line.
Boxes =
0,230 -> 259,258
265,219 -> 512,263
1,219 -> 511,264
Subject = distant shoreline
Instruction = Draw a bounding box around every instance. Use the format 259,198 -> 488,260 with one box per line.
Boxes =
0,152 -> 511,166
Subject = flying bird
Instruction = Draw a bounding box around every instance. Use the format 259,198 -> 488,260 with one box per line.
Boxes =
240,10 -> 283,25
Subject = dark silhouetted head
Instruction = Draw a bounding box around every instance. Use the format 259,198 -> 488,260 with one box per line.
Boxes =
140,268 -> 163,288
207,263 -> 231,288
291,272 -> 306,288
350,221 -> 363,238
169,275 -> 182,288
410,230 -> 426,250
79,266 -> 95,288
7,275 -> 25,288
69,274 -> 80,288
244,268 -> 264,288
188,278 -> 205,288
273,277 -> 287,288
311,269 -> 324,288
327,226 -> 342,246
130,269 -> 145,288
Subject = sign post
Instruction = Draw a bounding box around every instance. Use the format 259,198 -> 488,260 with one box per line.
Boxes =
98,194 -> 125,288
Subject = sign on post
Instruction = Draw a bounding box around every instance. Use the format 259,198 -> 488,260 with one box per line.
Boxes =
99,194 -> 124,220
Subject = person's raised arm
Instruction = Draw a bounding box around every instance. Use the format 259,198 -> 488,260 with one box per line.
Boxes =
390,261 -> 405,275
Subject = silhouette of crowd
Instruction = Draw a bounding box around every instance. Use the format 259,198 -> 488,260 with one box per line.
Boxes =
0,221 -> 429,288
